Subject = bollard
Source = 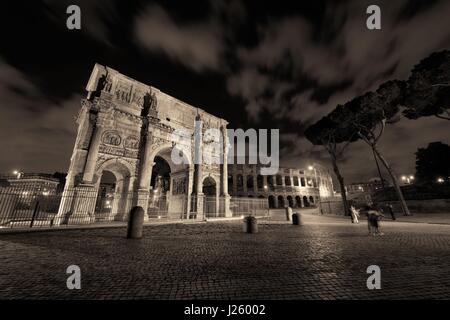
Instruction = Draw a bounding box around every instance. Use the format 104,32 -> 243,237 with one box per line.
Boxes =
292,212 -> 303,226
127,206 -> 145,239
243,216 -> 258,233
285,206 -> 292,221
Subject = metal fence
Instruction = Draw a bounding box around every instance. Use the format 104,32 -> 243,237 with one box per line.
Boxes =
229,197 -> 269,218
0,187 -> 51,228
0,185 -> 270,229
203,196 -> 270,219
0,186 -> 109,228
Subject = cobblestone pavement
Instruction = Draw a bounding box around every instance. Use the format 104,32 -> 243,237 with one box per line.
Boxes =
1,214 -> 450,299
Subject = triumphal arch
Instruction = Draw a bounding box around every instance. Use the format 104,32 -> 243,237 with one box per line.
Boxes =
56,64 -> 230,224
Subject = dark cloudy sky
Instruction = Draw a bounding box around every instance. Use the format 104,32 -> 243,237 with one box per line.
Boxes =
0,0 -> 449,183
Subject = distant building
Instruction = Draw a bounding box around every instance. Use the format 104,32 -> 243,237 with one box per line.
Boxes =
399,175 -> 415,186
228,163 -> 334,208
346,178 -> 389,205
0,173 -> 60,195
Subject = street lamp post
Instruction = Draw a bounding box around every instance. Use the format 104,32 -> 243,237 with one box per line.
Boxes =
13,170 -> 24,179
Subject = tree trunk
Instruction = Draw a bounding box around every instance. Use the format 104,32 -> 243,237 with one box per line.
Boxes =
329,152 -> 351,218
372,146 -> 411,216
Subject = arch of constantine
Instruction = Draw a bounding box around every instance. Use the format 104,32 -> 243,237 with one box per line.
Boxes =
56,64 -> 230,224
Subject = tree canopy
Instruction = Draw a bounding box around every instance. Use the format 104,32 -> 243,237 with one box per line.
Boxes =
348,81 -> 405,137
304,49 -> 450,214
403,50 -> 450,120
305,79 -> 410,215
304,104 -> 359,148
305,80 -> 407,159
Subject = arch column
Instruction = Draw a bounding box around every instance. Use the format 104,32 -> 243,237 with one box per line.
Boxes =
57,115 -> 106,225
122,175 -> 136,220
82,122 -> 105,183
220,125 -> 231,217
186,167 -> 195,219
135,127 -> 154,220
220,125 -> 229,196
65,102 -> 93,188
56,103 -> 95,224
137,129 -> 154,190
192,116 -> 204,217
215,176 -> 220,216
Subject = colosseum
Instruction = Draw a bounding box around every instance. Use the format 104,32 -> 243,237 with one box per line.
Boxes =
228,163 -> 334,208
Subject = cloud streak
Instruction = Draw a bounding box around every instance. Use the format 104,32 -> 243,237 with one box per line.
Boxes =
0,62 -> 81,173
134,1 -> 246,72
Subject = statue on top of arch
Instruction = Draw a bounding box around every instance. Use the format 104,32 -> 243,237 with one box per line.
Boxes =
142,90 -> 158,119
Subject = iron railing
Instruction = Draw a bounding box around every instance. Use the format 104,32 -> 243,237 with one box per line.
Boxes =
202,196 -> 270,219
0,185 -> 270,229
229,197 -> 269,218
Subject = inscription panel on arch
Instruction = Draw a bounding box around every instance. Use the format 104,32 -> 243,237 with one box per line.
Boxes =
99,144 -> 139,159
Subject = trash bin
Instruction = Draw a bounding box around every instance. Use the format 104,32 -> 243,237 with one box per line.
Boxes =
285,206 -> 292,221
126,206 -> 145,239
292,212 -> 303,226
243,216 -> 258,233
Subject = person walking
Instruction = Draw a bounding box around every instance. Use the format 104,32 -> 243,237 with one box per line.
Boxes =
364,205 -> 374,234
350,205 -> 360,224
365,205 -> 384,235
386,203 -> 396,221
372,209 -> 384,235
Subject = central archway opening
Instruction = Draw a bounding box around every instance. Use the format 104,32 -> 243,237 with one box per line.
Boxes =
148,156 -> 171,219
202,176 -> 216,196
148,146 -> 191,219
150,156 -> 171,194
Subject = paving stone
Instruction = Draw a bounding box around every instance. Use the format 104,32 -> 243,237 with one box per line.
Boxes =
0,215 -> 450,299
